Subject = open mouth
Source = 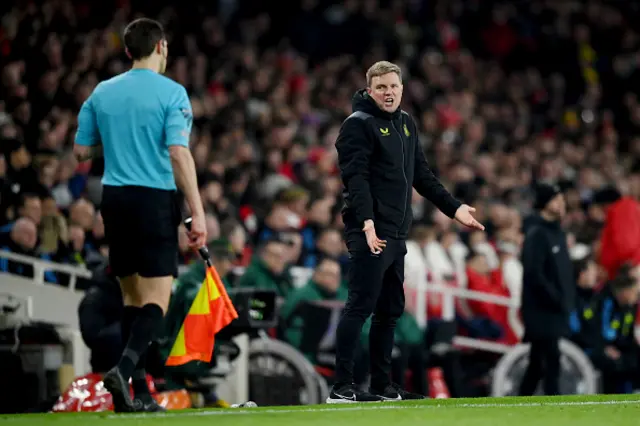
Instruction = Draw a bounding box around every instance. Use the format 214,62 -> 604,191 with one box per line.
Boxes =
384,97 -> 394,107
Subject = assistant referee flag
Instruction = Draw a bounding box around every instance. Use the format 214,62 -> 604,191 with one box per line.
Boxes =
165,263 -> 238,366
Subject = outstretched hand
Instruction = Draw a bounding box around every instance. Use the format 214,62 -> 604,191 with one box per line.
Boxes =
454,204 -> 485,231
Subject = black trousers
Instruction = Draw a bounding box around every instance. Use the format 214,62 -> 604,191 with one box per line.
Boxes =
519,337 -> 561,396
392,343 -> 428,395
590,346 -> 640,394
334,233 -> 406,390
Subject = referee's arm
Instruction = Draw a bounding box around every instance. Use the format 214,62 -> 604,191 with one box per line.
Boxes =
166,86 -> 204,219
335,118 -> 375,226
74,94 -> 104,162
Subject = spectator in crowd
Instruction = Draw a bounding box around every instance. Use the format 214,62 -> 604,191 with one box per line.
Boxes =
237,236 -> 294,298
64,224 -> 89,265
403,225 -> 430,327
39,194 -> 68,256
77,261 -> 123,373
423,222 -> 456,288
0,192 -> 42,234
594,186 -> 640,280
0,217 -> 57,282
464,251 -> 506,341
569,255 -> 600,350
301,227 -> 347,273
575,264 -> 640,394
468,230 -> 499,271
219,216 -> 248,265
67,198 -> 95,232
299,197 -> 336,266
280,257 -> 346,364
519,183 -> 574,396
494,228 -> 523,304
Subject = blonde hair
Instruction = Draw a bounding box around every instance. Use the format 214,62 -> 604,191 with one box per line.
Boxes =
366,61 -> 402,87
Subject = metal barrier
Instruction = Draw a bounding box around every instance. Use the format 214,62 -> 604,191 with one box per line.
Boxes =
0,250 -> 93,378
0,250 -> 92,291
4,253 -> 631,403
427,284 -> 523,353
491,339 -> 599,396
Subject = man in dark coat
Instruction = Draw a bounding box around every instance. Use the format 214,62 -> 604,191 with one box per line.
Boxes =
519,183 -> 574,396
330,61 -> 483,403
78,260 -> 124,373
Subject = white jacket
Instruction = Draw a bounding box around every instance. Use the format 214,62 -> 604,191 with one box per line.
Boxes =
405,240 -> 429,328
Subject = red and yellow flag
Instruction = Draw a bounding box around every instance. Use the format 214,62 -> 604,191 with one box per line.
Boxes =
165,265 -> 238,366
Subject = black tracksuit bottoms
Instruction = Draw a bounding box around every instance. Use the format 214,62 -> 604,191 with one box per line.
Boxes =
334,232 -> 407,391
519,337 -> 561,395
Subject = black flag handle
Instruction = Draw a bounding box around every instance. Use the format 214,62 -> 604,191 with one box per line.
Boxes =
184,217 -> 211,266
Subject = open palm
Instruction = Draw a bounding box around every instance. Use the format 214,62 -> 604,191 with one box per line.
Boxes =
454,204 -> 485,231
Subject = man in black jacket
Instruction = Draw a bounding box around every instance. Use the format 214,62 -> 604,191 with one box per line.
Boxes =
519,183 -> 574,396
328,61 -> 483,403
578,265 -> 640,394
78,260 -> 124,373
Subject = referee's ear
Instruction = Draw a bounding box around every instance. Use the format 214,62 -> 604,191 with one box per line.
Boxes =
125,48 -> 132,60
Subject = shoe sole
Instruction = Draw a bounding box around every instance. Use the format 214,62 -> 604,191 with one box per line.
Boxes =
133,400 -> 167,413
379,395 -> 402,401
326,397 -> 383,404
103,372 -> 135,413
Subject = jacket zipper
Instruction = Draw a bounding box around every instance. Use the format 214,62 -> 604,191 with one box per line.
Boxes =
391,120 -> 408,238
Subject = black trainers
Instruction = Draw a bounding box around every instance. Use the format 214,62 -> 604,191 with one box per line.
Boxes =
134,397 -> 166,412
103,368 -> 137,413
326,384 -> 383,404
371,383 -> 427,401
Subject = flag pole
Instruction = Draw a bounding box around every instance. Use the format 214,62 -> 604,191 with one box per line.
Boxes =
184,217 -> 212,267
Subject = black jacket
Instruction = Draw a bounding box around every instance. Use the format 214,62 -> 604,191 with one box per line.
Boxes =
521,215 -> 575,340
336,90 -> 461,239
572,284 -> 638,359
78,261 -> 124,372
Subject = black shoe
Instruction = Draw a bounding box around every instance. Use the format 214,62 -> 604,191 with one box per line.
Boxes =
103,368 -> 137,413
326,384 -> 383,404
371,383 -> 427,401
134,397 -> 166,412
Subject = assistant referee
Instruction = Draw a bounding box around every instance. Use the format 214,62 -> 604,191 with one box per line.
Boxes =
329,61 -> 484,403
74,18 -> 206,413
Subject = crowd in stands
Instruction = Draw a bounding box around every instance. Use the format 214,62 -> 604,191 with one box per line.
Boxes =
3,0 -> 640,395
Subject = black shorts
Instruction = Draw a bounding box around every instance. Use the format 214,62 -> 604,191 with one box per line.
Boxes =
101,185 -> 181,278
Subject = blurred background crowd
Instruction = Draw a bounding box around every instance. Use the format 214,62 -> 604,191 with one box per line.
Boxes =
2,0 -> 640,401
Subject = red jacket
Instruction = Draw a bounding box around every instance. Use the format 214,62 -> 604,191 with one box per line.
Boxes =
466,267 -> 519,345
599,197 -> 640,279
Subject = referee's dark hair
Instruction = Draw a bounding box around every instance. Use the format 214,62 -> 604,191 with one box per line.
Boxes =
123,18 -> 165,60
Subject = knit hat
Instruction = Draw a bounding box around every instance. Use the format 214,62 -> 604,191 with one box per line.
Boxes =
534,183 -> 562,210
592,186 -> 621,206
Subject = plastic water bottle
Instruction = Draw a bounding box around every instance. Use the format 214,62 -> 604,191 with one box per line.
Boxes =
231,401 -> 258,408
428,367 -> 450,399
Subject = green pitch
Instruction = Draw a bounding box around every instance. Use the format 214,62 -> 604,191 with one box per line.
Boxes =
2,395 -> 640,426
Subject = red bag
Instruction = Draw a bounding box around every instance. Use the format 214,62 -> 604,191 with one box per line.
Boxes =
52,373 -> 191,412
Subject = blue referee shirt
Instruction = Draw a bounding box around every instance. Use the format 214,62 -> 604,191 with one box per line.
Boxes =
75,68 -> 192,191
